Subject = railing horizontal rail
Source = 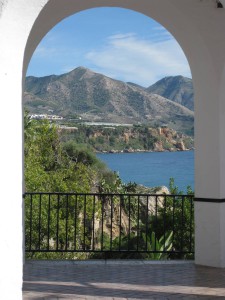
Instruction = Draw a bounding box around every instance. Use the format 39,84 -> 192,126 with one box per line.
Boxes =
24,192 -> 194,259
24,192 -> 189,197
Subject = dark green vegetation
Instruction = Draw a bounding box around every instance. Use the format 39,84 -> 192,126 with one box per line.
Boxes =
24,113 -> 194,260
24,67 -> 194,135
24,111 -> 119,193
59,123 -> 194,153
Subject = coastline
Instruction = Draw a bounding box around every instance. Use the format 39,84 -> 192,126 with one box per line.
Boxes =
95,148 -> 195,154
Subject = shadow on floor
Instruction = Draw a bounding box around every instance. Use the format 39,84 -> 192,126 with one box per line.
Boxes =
23,260 -> 225,299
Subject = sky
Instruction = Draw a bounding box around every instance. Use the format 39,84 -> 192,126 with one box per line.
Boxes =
26,7 -> 191,87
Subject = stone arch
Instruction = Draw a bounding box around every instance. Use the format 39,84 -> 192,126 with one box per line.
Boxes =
22,1 -> 199,197
23,0 -> 203,79
21,0 -> 225,269
23,0 -> 218,196
2,1 -> 225,298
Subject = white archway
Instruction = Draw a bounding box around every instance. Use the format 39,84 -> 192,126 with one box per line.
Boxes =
23,0 -> 225,196
1,0 -> 225,299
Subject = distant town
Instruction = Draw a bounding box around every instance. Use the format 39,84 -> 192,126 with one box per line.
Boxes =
29,114 -> 63,120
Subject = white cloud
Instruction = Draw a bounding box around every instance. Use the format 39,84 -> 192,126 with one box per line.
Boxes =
34,46 -> 58,58
108,33 -> 136,40
85,33 -> 191,87
29,26 -> 191,86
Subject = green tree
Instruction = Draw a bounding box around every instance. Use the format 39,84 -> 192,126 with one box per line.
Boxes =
24,115 -> 96,193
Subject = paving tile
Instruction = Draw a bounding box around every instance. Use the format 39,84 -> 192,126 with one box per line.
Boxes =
23,260 -> 225,300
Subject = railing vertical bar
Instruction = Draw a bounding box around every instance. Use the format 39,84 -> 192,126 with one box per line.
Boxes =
29,194 -> 33,251
137,195 -> 140,251
110,195 -> 113,251
155,195 -> 158,251
74,194 -> 77,251
181,195 -> 184,252
56,194 -> 60,251
92,195 -> 96,251
101,196 -> 104,251
47,194 -> 51,251
128,195 -> 131,251
189,196 -> 194,252
119,195 -> 122,251
163,195 -> 167,251
172,195 -> 175,251
65,194 -> 69,251
83,195 -> 86,251
38,194 -> 42,251
145,195 -> 149,251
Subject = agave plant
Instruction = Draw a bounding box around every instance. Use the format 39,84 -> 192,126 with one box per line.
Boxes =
142,231 -> 173,259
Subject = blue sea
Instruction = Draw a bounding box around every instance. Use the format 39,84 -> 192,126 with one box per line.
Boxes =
97,151 -> 194,192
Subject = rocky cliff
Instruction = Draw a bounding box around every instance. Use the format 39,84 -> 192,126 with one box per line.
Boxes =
60,124 -> 194,153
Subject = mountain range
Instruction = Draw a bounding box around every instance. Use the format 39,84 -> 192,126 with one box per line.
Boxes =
24,66 -> 194,135
146,76 -> 194,111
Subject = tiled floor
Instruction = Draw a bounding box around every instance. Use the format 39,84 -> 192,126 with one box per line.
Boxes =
23,260 -> 225,299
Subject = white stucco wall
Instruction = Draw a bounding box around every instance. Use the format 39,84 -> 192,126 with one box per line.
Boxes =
0,1 -> 47,299
195,202 -> 225,268
1,0 -> 225,298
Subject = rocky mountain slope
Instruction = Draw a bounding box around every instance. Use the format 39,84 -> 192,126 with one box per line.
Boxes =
146,75 -> 194,111
24,67 -> 194,135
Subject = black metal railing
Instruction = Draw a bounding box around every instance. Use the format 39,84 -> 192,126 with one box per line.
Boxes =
24,192 -> 194,259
